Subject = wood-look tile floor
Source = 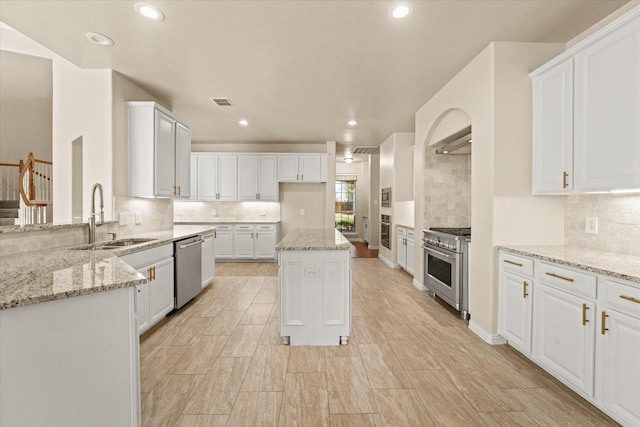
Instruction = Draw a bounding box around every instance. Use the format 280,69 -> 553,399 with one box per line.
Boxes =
140,259 -> 618,427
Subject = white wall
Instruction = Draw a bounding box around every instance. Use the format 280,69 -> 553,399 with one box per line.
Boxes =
414,42 -> 566,338
279,183 -> 327,237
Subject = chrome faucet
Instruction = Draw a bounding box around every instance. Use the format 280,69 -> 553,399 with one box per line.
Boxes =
88,183 -> 104,243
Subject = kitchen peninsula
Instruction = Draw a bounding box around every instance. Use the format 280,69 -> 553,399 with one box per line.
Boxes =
276,228 -> 353,346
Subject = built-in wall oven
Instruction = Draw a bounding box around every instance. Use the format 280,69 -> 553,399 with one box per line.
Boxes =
422,228 -> 470,319
381,187 -> 391,207
380,214 -> 391,249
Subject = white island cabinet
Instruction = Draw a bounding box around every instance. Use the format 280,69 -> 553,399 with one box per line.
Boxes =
276,229 -> 353,346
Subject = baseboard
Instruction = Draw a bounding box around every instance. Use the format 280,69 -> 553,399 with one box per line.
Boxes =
368,245 -> 379,250
378,254 -> 395,269
468,321 -> 507,345
348,238 -> 364,243
412,279 -> 427,291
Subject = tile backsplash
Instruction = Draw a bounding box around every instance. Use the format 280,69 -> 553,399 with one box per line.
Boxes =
423,149 -> 471,228
564,194 -> 640,257
173,200 -> 281,223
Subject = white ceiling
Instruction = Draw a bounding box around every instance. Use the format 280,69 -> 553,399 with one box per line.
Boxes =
0,0 -> 629,156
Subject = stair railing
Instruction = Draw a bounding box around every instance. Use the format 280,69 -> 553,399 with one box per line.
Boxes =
19,152 -> 52,207
0,161 -> 20,201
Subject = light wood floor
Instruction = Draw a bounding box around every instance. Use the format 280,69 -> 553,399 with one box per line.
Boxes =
140,259 -> 618,427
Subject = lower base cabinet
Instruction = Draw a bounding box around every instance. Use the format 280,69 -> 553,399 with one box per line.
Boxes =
499,250 -> 640,427
120,244 -> 174,335
215,223 -> 277,261
279,250 -> 351,346
201,231 -> 215,288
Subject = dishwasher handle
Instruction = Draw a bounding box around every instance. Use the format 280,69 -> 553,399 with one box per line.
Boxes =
179,239 -> 203,249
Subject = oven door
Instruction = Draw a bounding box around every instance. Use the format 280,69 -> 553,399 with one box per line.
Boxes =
380,221 -> 391,249
423,244 -> 462,309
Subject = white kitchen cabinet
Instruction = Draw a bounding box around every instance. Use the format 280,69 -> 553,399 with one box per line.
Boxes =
127,102 -> 191,198
201,231 -> 215,289
234,224 -> 256,258
120,244 -> 174,335
238,155 -> 278,201
532,58 -> 574,194
533,275 -> 596,397
0,287 -> 140,427
530,8 -> 640,194
279,250 -> 351,345
498,252 -> 535,355
214,224 -> 234,259
602,279 -> 640,426
189,154 -> 198,200
255,224 -> 277,259
277,154 -> 328,182
396,226 -> 414,276
197,153 -> 238,201
574,13 -> 640,192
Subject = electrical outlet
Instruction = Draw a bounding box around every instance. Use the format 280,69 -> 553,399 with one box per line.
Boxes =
118,212 -> 129,226
585,216 -> 598,234
134,211 -> 141,225
300,209 -> 305,216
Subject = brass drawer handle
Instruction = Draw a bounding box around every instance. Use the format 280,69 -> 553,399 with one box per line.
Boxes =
620,295 -> 640,305
545,272 -> 574,283
582,303 -> 589,326
601,311 -> 609,335
504,260 -> 523,267
562,171 -> 569,189
523,281 -> 529,298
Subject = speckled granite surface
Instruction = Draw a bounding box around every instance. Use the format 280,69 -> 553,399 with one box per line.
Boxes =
498,245 -> 640,284
0,225 -> 216,310
276,228 -> 353,251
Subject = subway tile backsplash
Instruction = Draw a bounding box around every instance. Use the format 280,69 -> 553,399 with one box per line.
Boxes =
564,194 -> 640,257
173,200 -> 281,223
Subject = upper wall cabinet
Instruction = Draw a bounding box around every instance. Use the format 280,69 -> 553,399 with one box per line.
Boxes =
238,155 -> 278,201
195,153 -> 237,201
531,7 -> 640,194
277,154 -> 328,182
128,102 -> 191,198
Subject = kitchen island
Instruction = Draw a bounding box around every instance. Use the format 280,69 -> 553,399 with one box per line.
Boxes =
276,228 -> 353,346
0,224 -> 215,427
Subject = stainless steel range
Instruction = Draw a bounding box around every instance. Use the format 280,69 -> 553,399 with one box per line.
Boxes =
422,227 -> 470,319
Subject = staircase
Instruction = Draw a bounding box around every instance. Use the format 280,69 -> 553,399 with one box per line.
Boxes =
0,200 -> 20,226
0,152 -> 52,226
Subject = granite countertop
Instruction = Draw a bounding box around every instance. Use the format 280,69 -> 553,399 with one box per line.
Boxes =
0,225 -> 216,310
498,245 -> 640,284
276,228 -> 354,251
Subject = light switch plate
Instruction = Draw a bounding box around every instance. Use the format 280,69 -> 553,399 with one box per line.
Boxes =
585,217 -> 598,234
118,212 -> 129,226
134,211 -> 141,225
300,209 -> 305,216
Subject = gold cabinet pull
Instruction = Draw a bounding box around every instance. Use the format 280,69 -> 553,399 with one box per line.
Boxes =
601,311 -> 609,335
582,303 -> 590,326
620,295 -> 640,304
545,272 -> 574,282
147,267 -> 153,281
177,186 -> 181,196
214,229 -> 217,238
173,185 -> 177,195
523,281 -> 529,298
151,266 -> 156,281
562,171 -> 569,189
504,260 -> 523,267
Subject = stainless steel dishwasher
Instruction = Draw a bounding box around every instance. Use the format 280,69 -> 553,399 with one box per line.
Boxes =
174,235 -> 203,309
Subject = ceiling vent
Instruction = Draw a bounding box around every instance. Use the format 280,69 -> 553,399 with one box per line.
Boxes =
210,97 -> 234,107
351,146 -> 379,154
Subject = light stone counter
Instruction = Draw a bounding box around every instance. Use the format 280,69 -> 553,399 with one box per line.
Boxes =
0,225 -> 215,310
498,245 -> 640,284
275,228 -> 353,251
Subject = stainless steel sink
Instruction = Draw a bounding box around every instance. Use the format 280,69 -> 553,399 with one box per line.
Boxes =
70,238 -> 157,250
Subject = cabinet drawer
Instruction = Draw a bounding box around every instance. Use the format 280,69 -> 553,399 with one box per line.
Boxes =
538,262 -> 596,299
255,224 -> 276,231
215,224 -> 234,231
235,224 -> 255,231
606,279 -> 640,319
500,252 -> 534,278
406,229 -> 414,238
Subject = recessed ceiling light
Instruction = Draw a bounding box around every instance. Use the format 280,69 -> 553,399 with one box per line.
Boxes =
347,120 -> 357,126
390,3 -> 413,19
85,32 -> 114,46
239,119 -> 249,126
134,3 -> 165,21
344,157 -> 354,163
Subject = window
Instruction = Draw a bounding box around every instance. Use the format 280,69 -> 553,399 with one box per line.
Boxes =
335,176 -> 356,232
